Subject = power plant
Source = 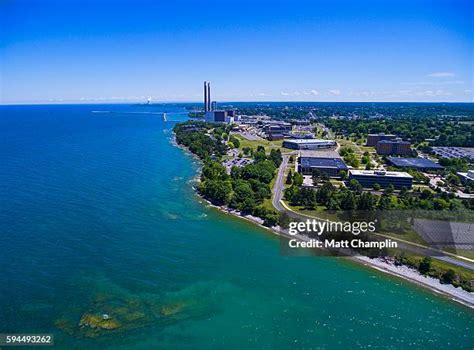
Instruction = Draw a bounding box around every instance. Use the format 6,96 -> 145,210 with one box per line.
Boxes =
203,81 -> 212,112
203,81 -> 235,124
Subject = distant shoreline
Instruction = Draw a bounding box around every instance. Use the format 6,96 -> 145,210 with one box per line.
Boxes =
172,134 -> 474,310
1,101 -> 473,107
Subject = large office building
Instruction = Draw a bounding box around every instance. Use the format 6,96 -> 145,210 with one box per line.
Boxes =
376,138 -> 411,156
263,122 -> 293,135
387,157 -> 443,171
298,151 -> 348,177
203,81 -> 235,124
349,170 -> 413,189
366,133 -> 397,147
283,139 -> 336,150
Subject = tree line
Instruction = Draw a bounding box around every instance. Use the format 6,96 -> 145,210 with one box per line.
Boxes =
174,121 -> 285,227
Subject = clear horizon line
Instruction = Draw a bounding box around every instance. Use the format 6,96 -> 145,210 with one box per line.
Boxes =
1,100 -> 473,106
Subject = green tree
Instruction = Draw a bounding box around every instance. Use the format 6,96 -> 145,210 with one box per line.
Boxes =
200,180 -> 232,205
229,135 -> 240,148
269,149 -> 283,167
286,170 -> 293,185
292,172 -> 304,186
278,213 -> 291,229
418,257 -> 432,274
202,161 -> 228,181
357,192 -> 376,210
433,198 -> 449,210
300,187 -> 316,209
230,180 -> 254,209
341,192 -> 357,210
316,182 -> 335,205
349,179 -> 362,192
242,147 -> 253,156
377,195 -> 392,210
384,185 -> 395,196
441,269 -> 457,284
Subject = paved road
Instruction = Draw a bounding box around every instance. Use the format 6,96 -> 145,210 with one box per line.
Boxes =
272,154 -> 289,212
437,256 -> 474,270
271,155 -> 474,271
427,174 -> 474,199
272,152 -> 299,219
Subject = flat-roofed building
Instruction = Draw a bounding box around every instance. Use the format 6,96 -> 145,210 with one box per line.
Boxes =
205,110 -> 235,124
283,139 -> 336,150
298,150 -> 348,177
263,122 -> 293,135
349,170 -> 413,189
366,133 -> 397,147
376,138 -> 411,156
457,170 -> 474,184
387,157 -> 443,171
432,147 -> 474,163
267,133 -> 285,141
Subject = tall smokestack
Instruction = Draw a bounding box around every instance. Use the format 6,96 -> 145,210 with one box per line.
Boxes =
207,82 -> 211,111
203,81 -> 208,112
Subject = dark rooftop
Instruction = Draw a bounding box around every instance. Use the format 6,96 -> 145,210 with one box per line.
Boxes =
388,157 -> 443,170
300,157 -> 348,170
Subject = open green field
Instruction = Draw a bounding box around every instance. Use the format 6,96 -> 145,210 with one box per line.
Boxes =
233,134 -> 293,153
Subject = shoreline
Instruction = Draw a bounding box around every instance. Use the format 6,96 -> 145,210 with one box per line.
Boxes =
173,135 -> 474,310
209,201 -> 474,309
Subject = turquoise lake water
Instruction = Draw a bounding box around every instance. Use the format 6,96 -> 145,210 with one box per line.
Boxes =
0,104 -> 473,349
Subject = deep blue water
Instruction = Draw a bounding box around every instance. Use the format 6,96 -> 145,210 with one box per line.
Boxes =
0,104 -> 473,349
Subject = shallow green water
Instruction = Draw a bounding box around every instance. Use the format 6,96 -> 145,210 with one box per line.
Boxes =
0,104 -> 472,349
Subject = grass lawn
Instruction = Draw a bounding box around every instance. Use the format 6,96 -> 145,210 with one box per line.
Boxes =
285,203 -> 340,221
398,251 -> 474,286
378,228 -> 428,246
234,135 -> 293,153
443,248 -> 474,261
261,175 -> 277,211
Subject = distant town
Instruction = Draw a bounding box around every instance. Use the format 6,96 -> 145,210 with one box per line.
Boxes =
196,81 -> 474,198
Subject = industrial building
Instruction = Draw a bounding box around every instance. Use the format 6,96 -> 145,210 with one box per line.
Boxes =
283,139 -> 336,150
349,170 -> 413,189
457,170 -> 474,184
387,157 -> 443,171
267,133 -> 285,141
203,81 -> 235,124
366,133 -> 397,147
298,151 -> 348,177
376,138 -> 411,156
263,122 -> 293,135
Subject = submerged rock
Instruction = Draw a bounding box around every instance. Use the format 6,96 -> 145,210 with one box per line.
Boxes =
124,311 -> 146,322
160,302 -> 185,316
78,313 -> 121,330
99,319 -> 121,330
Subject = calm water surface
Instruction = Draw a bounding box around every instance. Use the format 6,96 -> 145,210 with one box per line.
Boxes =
0,104 -> 473,349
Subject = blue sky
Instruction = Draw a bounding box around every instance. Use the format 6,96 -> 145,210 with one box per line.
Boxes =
1,0 -> 473,103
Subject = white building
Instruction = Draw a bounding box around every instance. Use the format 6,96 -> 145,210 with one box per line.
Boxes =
283,139 -> 336,150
